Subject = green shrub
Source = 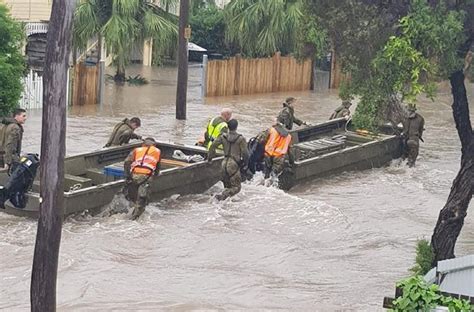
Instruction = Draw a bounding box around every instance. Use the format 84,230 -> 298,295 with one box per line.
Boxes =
390,276 -> 472,312
410,239 -> 434,276
0,4 -> 25,115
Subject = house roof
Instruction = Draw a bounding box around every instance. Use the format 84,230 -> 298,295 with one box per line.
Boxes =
425,254 -> 474,297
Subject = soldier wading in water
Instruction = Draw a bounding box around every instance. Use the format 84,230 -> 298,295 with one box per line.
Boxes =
208,119 -> 249,200
402,104 -> 425,167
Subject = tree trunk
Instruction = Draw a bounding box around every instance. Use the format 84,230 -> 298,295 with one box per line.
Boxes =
114,64 -> 126,83
381,94 -> 408,126
176,0 -> 189,120
430,70 -> 474,265
30,0 -> 75,310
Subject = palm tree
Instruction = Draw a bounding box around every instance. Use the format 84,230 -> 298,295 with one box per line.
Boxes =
224,0 -> 303,57
73,0 -> 178,82
191,0 -> 216,13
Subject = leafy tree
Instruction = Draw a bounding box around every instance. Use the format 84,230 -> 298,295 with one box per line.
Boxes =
294,4 -> 328,61
224,0 -> 303,57
352,0 -> 465,129
305,0 -> 414,125
190,0 -> 216,14
189,5 -> 229,54
73,0 -> 178,82
309,0 -> 474,265
0,4 -> 25,115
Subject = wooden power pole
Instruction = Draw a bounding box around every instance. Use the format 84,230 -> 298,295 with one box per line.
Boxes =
176,0 -> 189,120
30,0 -> 75,310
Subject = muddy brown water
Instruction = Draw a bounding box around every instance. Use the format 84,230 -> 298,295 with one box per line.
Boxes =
1,65 -> 473,310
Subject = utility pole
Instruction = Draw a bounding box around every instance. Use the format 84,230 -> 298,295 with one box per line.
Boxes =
30,0 -> 75,310
176,0 -> 189,120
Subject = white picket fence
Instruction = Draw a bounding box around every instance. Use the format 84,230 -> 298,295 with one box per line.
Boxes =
19,69 -> 71,110
19,70 -> 43,110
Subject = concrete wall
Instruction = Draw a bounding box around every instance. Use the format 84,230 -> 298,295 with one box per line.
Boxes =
1,0 -> 52,22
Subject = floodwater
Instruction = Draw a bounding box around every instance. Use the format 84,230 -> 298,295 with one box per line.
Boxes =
1,65 -> 473,311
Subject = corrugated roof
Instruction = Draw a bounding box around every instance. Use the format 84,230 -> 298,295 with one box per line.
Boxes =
424,254 -> 474,297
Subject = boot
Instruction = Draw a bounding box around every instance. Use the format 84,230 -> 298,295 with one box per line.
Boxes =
131,205 -> 145,220
215,193 -> 228,201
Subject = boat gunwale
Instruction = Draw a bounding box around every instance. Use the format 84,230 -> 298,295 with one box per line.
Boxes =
61,155 -> 225,197
293,132 -> 399,166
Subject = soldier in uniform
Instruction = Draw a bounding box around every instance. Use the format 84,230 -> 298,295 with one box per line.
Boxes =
277,97 -> 307,130
105,117 -> 142,147
199,108 -> 232,151
258,118 -> 295,179
123,137 -> 161,220
402,104 -> 425,167
329,100 -> 352,119
208,119 -> 249,200
0,108 -> 27,171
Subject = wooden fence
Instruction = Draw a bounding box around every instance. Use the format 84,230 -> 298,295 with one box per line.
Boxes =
205,53 -> 313,97
72,62 -> 98,106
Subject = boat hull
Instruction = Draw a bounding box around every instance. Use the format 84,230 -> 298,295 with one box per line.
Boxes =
0,142 -> 222,218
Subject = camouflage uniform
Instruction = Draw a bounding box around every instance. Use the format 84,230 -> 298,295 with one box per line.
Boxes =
208,130 -> 249,200
105,119 -> 141,147
329,102 -> 351,119
0,118 -> 24,168
123,174 -> 151,220
258,123 -> 295,178
402,111 -> 425,167
277,102 -> 305,130
123,147 -> 160,220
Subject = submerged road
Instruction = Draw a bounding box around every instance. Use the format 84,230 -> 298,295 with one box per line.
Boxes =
1,65 -> 473,310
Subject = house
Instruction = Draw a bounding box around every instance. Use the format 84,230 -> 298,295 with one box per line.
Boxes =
1,0 -> 51,71
0,0 -> 51,21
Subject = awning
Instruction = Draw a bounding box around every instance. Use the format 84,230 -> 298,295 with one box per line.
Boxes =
188,42 -> 207,52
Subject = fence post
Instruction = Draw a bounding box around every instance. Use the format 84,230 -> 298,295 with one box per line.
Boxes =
234,54 -> 241,95
98,36 -> 106,105
272,52 -> 281,92
201,54 -> 208,97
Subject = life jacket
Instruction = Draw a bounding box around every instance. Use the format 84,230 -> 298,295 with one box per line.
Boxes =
264,127 -> 291,158
130,145 -> 161,176
206,117 -> 228,150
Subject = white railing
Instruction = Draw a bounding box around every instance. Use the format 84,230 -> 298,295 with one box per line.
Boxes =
25,22 -> 49,37
19,70 -> 43,110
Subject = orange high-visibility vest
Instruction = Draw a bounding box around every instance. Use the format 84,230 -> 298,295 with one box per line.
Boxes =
131,145 -> 161,176
264,127 -> 291,157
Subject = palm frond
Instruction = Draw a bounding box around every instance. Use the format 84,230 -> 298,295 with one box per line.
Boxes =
73,0 -> 101,49
224,0 -> 303,57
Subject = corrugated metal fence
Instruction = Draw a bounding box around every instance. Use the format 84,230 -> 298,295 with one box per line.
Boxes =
205,53 -> 313,97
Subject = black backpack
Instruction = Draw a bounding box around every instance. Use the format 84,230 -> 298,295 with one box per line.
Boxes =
0,153 -> 40,209
247,137 -> 265,174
